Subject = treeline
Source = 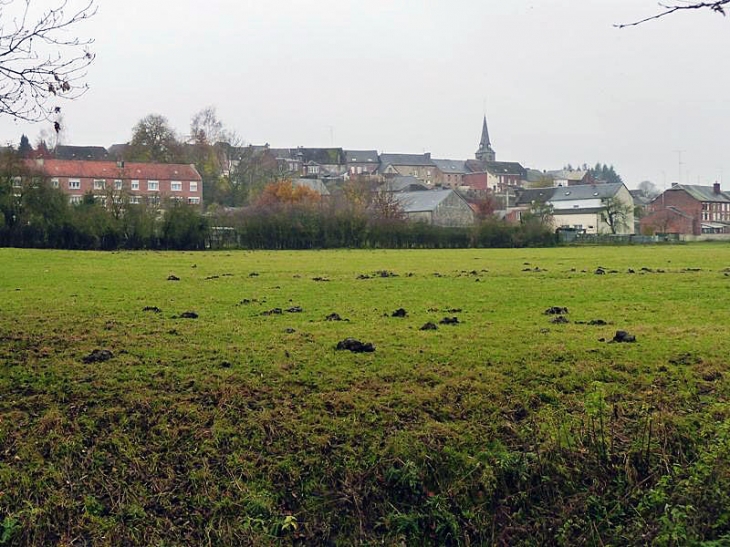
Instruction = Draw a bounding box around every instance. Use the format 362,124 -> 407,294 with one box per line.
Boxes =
216,206 -> 556,250
0,185 -> 555,251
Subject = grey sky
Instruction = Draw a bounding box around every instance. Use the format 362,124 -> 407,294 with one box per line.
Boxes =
1,0 -> 728,189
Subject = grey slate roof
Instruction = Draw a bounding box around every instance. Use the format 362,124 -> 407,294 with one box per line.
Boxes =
432,158 -> 468,174
383,176 -> 429,192
379,153 -> 435,167
672,184 -> 730,203
467,159 -> 526,177
515,188 -> 556,205
55,145 -> 109,161
344,150 -> 379,164
394,189 -> 455,212
484,161 -> 527,177
548,182 -> 623,202
516,183 -> 624,206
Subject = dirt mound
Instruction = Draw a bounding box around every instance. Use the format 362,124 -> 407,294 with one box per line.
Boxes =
335,338 -> 375,353
326,313 -> 344,321
179,311 -> 199,319
551,316 -> 569,324
420,322 -> 438,331
391,308 -> 407,318
82,349 -> 113,364
544,307 -> 568,315
440,317 -> 459,325
142,306 -> 161,313
167,275 -> 180,281
611,330 -> 636,343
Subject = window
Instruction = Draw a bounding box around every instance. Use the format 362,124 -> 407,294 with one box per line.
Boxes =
190,181 -> 198,192
69,195 -> 82,204
69,179 -> 81,190
129,195 -> 141,204
131,180 -> 139,191
11,176 -> 21,188
93,179 -> 105,190
147,180 -> 159,191
171,181 -> 182,192
114,179 -> 123,190
188,197 -> 201,205
51,178 -> 59,188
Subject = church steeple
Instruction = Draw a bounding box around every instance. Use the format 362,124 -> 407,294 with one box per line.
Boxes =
475,115 -> 496,162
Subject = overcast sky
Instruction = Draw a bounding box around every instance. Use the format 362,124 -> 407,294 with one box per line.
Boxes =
1,0 -> 728,189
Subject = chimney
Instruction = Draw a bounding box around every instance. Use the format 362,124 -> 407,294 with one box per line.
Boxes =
425,152 -> 431,159
714,182 -> 721,194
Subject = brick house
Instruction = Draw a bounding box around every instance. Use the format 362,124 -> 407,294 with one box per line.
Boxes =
27,158 -> 203,207
640,183 -> 730,235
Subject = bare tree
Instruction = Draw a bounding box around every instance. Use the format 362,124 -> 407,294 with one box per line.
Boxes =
190,106 -> 229,145
617,1 -> 729,27
0,0 -> 96,121
601,196 -> 633,234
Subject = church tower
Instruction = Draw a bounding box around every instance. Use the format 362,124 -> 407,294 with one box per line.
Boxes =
475,116 -> 496,162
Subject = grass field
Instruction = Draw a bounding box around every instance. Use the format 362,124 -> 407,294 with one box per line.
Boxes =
1,245 -> 730,545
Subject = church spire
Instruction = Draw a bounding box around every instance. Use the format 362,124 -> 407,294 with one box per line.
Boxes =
480,116 -> 491,148
475,115 -> 496,162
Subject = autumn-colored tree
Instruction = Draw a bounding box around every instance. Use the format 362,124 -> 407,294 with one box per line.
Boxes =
255,180 -> 321,209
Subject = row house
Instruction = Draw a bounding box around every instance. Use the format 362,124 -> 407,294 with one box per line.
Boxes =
27,159 -> 203,207
640,183 -> 730,235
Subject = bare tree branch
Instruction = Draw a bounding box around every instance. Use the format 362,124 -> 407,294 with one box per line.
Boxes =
0,0 -> 96,121
616,0 -> 729,28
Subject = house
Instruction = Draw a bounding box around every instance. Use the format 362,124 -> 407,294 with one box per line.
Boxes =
515,182 -> 634,234
640,183 -> 730,235
379,153 -> 436,185
295,147 -> 346,179
394,189 -> 475,227
432,159 -> 469,188
344,150 -> 379,176
27,158 -> 203,207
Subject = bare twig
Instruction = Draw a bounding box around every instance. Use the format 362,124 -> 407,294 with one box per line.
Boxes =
0,0 -> 96,121
615,0 -> 729,28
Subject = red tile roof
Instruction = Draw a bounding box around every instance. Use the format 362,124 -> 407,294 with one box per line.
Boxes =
26,159 -> 202,181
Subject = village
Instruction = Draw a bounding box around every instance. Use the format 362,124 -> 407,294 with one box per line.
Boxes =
5,114 -> 729,239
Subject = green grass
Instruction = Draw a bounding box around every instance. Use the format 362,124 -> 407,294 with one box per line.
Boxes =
1,245 -> 730,545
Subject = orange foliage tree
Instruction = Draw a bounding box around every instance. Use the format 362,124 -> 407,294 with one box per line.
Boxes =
255,180 -> 321,209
